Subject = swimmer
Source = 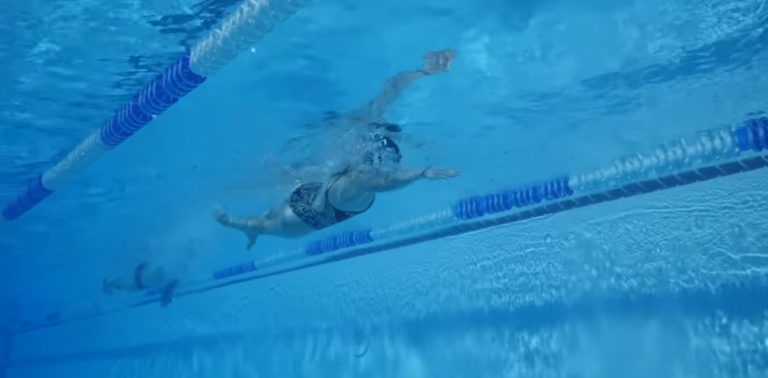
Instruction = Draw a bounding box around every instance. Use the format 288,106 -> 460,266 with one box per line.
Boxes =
214,49 -> 459,249
103,262 -> 179,306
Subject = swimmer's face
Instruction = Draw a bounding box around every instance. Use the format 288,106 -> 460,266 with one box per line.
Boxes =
363,137 -> 402,168
370,148 -> 402,166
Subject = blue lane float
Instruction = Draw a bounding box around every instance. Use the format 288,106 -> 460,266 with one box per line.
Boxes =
100,55 -> 206,147
212,261 -> 258,280
305,230 -> 374,256
452,177 -> 573,220
1,0 -> 311,221
1,174 -> 54,221
1,55 -> 206,222
162,229 -> 375,289
737,117 -> 768,152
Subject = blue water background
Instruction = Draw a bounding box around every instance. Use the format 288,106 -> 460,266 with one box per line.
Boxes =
2,0 -> 768,376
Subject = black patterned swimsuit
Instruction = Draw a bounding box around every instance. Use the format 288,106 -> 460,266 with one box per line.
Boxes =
288,171 -> 374,229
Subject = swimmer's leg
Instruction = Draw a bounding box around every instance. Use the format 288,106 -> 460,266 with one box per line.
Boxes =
103,277 -> 133,294
160,280 -> 179,307
351,49 -> 456,122
213,207 -> 266,250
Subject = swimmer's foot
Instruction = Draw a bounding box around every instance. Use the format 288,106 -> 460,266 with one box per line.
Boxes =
244,229 -> 258,250
213,206 -> 260,250
422,49 -> 456,75
160,280 -> 178,307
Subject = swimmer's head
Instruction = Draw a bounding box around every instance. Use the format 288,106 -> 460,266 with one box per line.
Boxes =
363,136 -> 402,167
370,122 -> 402,134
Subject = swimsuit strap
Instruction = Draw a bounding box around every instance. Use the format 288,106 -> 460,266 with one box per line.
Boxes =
324,165 -> 351,198
325,168 -> 375,219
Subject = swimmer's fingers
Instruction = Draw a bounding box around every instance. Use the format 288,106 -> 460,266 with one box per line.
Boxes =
423,167 -> 460,179
423,49 -> 456,75
212,205 -> 228,223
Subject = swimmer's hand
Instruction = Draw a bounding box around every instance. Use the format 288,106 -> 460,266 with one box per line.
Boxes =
212,205 -> 228,223
422,167 -> 460,179
422,49 -> 456,75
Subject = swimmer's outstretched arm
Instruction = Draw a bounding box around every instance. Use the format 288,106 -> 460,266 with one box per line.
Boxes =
350,49 -> 456,123
360,167 -> 460,192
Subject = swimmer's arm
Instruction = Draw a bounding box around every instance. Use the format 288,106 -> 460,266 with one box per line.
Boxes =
359,167 -> 459,192
349,70 -> 428,123
348,49 -> 456,123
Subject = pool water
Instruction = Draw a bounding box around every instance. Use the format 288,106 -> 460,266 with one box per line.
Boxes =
2,0 -> 768,377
